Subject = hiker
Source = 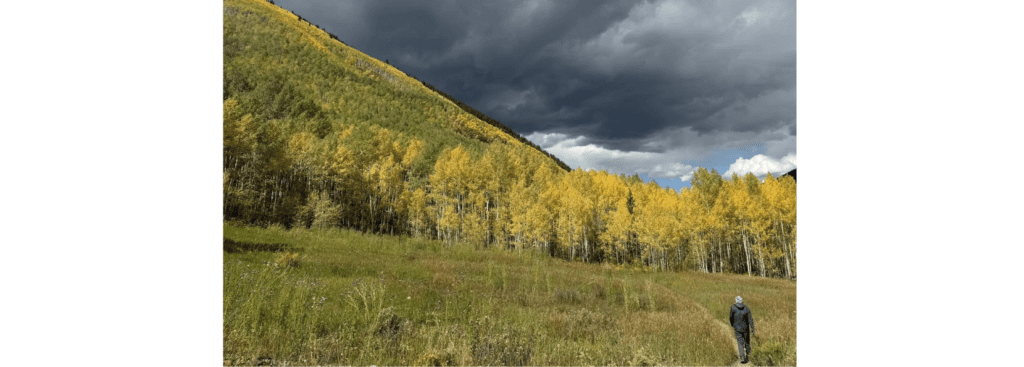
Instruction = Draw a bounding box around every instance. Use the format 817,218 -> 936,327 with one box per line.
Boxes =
730,296 -> 755,364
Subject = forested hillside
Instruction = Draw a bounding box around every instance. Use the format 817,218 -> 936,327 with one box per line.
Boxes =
223,0 -> 796,278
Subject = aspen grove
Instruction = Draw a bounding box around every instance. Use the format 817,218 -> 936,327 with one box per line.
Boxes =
224,99 -> 796,278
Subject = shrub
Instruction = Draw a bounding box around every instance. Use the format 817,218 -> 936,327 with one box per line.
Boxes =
415,348 -> 456,367
343,275 -> 387,327
274,251 -> 300,268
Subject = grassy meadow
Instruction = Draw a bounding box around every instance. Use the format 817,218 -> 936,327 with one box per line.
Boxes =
223,223 -> 796,366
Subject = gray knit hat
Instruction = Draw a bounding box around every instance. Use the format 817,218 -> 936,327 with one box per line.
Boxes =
736,296 -> 743,304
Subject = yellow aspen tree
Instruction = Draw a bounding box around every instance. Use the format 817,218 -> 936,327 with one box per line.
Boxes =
631,181 -> 675,270
593,171 -> 628,262
465,190 -> 489,247
723,174 -> 751,275
401,139 -> 425,169
691,167 -> 726,272
654,186 -> 681,271
287,132 -> 317,167
429,145 -> 472,244
364,126 -> 392,232
761,172 -> 797,278
741,172 -> 771,276
486,143 -> 520,249
328,143 -> 358,227
706,179 -> 732,275
506,145 -> 542,250
460,146 -> 485,247
553,173 -> 574,259
407,187 -> 428,237
630,181 -> 652,266
603,197 -> 633,264
474,149 -> 496,247
306,190 -> 340,230
655,186 -> 681,270
369,154 -> 403,234
223,98 -> 245,157
560,169 -> 597,262
528,163 -> 559,254
674,188 -> 698,270
428,147 -> 455,243
779,174 -> 797,277
439,204 -> 458,245
506,177 -> 530,250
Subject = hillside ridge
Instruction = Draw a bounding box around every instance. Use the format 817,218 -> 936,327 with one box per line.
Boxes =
242,0 -> 570,172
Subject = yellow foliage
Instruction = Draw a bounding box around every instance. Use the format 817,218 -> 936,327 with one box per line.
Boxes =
329,145 -> 356,176
287,132 -> 316,160
274,251 -> 300,268
402,139 -> 425,168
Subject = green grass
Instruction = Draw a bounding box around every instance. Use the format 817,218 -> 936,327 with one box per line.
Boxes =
223,222 -> 796,366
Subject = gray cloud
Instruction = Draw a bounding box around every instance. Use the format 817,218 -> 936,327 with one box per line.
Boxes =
273,0 -> 796,179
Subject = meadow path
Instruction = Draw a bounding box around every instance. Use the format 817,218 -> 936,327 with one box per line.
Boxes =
713,318 -> 743,366
650,282 -> 743,366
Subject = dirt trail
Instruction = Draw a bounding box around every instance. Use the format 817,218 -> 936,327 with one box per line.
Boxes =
714,318 -> 743,366
649,283 -> 743,366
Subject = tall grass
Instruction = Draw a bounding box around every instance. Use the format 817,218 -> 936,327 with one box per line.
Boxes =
223,259 -> 333,364
223,223 -> 796,365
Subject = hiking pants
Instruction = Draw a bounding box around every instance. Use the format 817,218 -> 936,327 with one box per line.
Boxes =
734,330 -> 751,362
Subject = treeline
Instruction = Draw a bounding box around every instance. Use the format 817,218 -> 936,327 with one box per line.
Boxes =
224,98 -> 425,234
415,146 -> 796,278
225,97 -> 795,278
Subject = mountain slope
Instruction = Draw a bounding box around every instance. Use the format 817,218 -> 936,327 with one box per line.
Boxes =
223,0 -> 567,179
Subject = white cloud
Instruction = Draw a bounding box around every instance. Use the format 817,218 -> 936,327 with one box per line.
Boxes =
525,132 -> 696,182
526,124 -> 796,185
723,152 -> 796,178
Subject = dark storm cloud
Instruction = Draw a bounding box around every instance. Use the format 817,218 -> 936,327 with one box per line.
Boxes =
272,0 -> 795,178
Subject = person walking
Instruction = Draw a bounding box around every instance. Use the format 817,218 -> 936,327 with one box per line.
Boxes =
730,296 -> 755,364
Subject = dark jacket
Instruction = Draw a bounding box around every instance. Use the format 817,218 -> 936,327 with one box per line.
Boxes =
730,302 -> 754,333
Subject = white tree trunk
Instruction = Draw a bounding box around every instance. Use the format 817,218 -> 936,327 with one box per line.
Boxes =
742,232 -> 752,276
